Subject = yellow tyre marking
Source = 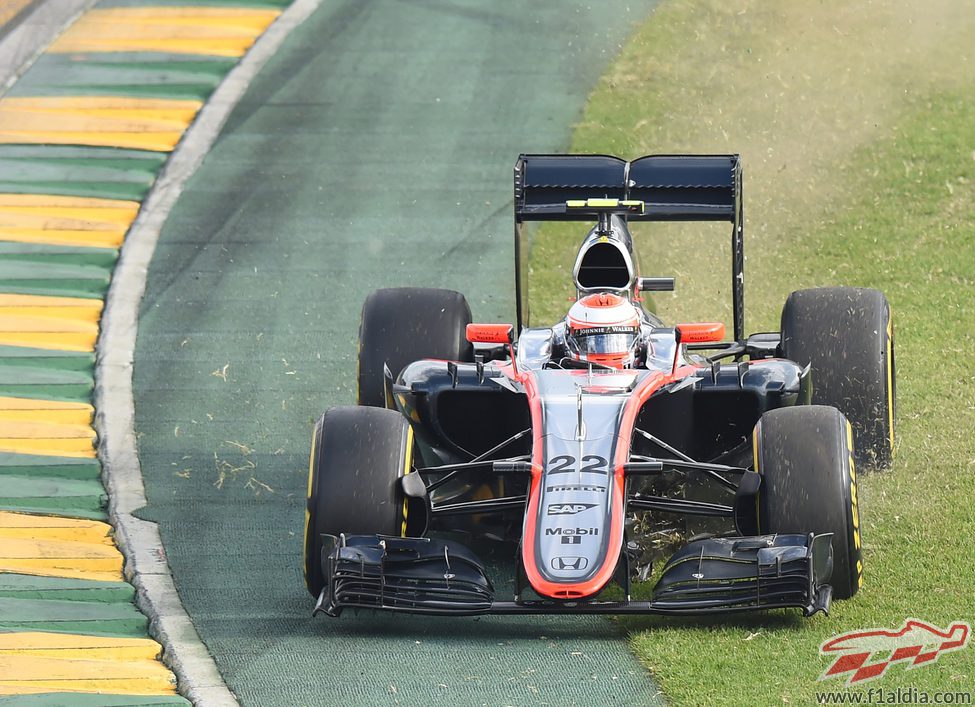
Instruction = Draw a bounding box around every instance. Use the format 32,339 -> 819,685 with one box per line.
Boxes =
751,425 -> 761,531
400,425 -> 414,537
846,420 -> 862,589
302,423 -> 319,584
886,314 -> 895,453
49,7 -> 282,58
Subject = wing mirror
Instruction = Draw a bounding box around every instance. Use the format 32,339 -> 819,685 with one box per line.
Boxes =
636,277 -> 675,292
675,322 -> 726,344
672,322 -> 726,374
466,323 -> 514,345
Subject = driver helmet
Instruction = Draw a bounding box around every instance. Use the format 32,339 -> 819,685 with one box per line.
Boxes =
565,293 -> 641,369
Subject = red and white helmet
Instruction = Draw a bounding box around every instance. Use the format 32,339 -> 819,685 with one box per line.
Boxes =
565,293 -> 641,369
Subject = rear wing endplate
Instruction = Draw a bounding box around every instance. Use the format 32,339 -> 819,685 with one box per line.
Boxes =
513,154 -> 746,339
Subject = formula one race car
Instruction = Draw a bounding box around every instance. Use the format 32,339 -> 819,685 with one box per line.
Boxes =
303,154 -> 895,618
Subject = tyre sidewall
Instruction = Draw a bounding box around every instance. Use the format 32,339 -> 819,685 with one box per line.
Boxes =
756,406 -> 863,599
303,406 -> 412,596
781,287 -> 894,469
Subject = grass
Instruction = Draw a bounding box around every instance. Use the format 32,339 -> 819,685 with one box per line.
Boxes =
527,1 -> 975,703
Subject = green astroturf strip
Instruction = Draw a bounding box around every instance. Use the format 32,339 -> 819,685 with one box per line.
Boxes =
0,145 -> 164,202
0,261 -> 111,299
0,597 -> 147,636
0,388 -> 93,404
7,55 -> 232,101
0,145 -> 167,172
0,504 -> 105,520
0,460 -> 102,485
0,347 -> 95,372
0,366 -> 93,391
0,574 -> 135,603
0,181 -> 148,201
0,243 -> 118,269
0,477 -> 104,508
0,453 -> 99,481
0,695 -> 191,707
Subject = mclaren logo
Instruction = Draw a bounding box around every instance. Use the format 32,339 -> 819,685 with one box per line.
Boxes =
551,556 -> 589,571
547,503 -> 598,516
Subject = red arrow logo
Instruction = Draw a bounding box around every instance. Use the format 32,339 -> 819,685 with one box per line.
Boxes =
820,619 -> 970,684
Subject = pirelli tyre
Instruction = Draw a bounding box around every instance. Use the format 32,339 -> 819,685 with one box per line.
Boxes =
303,406 -> 413,597
754,405 -> 863,600
780,286 -> 895,469
357,287 -> 474,408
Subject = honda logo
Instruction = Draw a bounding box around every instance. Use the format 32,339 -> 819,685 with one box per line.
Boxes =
552,556 -> 589,571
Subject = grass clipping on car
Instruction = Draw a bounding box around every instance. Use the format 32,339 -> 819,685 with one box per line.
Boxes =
526,0 -> 975,704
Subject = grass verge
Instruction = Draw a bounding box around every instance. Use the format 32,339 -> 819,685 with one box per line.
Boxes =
528,1 -> 975,704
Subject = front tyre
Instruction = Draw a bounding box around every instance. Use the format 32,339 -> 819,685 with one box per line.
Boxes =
754,405 -> 863,600
303,406 -> 413,597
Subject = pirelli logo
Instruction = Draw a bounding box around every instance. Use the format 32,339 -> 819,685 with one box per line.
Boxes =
546,485 -> 606,493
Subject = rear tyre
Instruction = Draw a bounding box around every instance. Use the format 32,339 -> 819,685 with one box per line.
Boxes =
303,406 -> 413,597
780,286 -> 895,469
357,287 -> 474,407
754,405 -> 863,600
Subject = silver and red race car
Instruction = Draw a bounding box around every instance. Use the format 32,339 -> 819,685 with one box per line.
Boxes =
303,154 -> 895,617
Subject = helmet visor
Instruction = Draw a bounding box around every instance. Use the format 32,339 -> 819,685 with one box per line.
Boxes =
569,326 -> 638,356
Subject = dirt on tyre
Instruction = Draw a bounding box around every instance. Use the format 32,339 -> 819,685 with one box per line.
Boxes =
780,286 -> 895,469
754,405 -> 863,600
303,406 -> 413,597
357,287 -> 474,407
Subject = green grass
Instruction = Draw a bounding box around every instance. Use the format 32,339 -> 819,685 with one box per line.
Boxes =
623,91 -> 975,707
527,1 -> 975,703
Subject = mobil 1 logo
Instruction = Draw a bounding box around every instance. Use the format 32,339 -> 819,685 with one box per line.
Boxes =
546,527 -> 599,545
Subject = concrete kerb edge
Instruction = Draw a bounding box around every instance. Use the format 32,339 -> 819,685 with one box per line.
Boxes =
94,0 -> 324,704
0,0 -> 96,96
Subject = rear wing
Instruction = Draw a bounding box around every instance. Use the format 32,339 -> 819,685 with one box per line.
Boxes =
513,154 -> 746,339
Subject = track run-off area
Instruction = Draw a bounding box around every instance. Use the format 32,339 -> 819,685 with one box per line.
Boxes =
131,1 -> 673,704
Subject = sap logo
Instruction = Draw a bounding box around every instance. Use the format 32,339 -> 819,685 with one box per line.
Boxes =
551,556 -> 589,571
547,503 -> 597,516
545,527 -> 598,536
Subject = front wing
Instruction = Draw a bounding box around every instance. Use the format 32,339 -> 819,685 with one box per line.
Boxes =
313,532 -> 833,618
